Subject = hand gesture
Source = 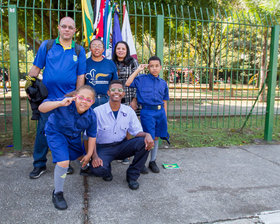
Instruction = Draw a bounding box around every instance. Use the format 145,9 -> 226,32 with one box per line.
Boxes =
60,97 -> 75,107
144,133 -> 154,151
80,154 -> 91,168
91,154 -> 103,168
137,64 -> 148,72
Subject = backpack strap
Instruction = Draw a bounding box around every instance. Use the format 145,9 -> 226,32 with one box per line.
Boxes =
74,43 -> 81,57
46,39 -> 55,54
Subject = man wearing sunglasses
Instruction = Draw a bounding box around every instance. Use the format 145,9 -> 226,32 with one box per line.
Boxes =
25,17 -> 86,179
82,80 -> 154,190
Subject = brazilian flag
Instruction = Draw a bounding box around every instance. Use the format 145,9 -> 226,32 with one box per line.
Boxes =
81,0 -> 94,47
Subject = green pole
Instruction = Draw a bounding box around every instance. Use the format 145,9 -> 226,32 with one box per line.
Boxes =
8,5 -> 22,151
156,14 -> 164,78
156,14 -> 164,147
264,25 -> 280,141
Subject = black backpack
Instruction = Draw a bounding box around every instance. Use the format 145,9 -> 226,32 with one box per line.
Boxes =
46,39 -> 81,56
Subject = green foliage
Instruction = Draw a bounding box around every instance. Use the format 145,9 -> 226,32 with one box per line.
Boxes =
0,35 -> 34,76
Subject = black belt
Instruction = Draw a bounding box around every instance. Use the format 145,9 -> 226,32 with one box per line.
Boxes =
141,104 -> 163,110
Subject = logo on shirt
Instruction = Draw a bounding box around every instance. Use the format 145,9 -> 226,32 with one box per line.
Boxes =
73,55 -> 78,62
85,69 -> 110,86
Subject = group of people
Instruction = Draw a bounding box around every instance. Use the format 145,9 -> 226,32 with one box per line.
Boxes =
25,17 -> 169,210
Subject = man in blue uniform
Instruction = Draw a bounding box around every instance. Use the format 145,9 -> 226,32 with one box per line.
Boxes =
126,56 -> 169,174
84,80 -> 154,190
85,38 -> 118,108
26,17 -> 86,179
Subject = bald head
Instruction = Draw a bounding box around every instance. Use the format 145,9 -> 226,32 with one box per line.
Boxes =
59,17 -> 75,28
58,17 -> 76,42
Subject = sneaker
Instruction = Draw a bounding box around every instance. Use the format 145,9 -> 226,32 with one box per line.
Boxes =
52,190 -> 68,210
103,173 -> 113,181
29,166 -> 46,179
149,161 -> 160,173
122,158 -> 130,165
67,164 -> 74,175
140,166 -> 149,174
127,179 -> 139,190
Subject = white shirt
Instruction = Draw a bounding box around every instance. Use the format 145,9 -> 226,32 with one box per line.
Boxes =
94,102 -> 143,144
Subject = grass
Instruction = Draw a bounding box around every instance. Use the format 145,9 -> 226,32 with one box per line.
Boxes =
168,115 -> 280,148
1,114 -> 280,155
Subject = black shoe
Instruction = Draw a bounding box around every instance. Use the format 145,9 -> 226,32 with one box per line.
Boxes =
103,174 -> 113,181
140,166 -> 149,174
52,190 -> 68,210
29,166 -> 46,179
67,164 -> 74,175
127,179 -> 139,190
149,161 -> 160,173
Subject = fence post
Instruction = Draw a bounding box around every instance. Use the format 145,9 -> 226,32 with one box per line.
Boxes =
8,5 -> 22,151
156,15 -> 164,78
264,25 -> 280,141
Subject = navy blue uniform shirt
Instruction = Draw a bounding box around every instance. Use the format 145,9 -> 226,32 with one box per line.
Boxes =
44,98 -> 97,138
130,73 -> 169,106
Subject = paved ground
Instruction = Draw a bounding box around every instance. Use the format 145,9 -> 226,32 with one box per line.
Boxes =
1,144 -> 280,224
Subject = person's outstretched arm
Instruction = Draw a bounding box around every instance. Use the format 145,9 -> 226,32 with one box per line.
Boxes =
38,97 -> 75,113
125,64 -> 148,87
80,137 -> 96,168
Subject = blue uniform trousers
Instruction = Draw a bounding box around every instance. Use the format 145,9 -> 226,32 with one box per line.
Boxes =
33,111 -> 51,168
89,137 -> 148,181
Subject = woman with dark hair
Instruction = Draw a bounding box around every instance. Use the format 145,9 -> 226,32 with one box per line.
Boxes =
112,41 -> 139,110
112,41 -> 141,166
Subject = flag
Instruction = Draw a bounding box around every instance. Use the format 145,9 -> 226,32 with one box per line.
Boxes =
104,1 -> 113,58
121,1 -> 137,59
81,0 -> 94,47
112,3 -> 122,54
103,0 -> 110,47
95,0 -> 106,39
93,0 -> 101,32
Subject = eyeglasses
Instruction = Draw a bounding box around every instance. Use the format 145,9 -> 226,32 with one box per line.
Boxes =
91,44 -> 103,49
59,24 -> 75,30
110,88 -> 124,93
76,95 -> 94,103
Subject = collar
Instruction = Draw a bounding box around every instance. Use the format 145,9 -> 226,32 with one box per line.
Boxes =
104,102 -> 129,115
56,37 -> 75,48
148,73 -> 160,79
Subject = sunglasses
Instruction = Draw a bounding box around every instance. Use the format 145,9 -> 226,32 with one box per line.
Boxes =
76,95 -> 94,103
110,88 -> 124,93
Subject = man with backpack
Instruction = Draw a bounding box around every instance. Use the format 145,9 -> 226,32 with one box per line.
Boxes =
25,17 -> 86,179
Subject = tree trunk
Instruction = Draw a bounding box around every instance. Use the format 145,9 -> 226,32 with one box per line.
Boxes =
209,70 -> 214,90
260,29 -> 268,102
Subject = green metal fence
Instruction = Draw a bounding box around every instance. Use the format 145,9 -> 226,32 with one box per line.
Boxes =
0,1 -> 279,150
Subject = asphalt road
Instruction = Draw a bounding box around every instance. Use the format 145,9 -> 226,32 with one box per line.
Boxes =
1,144 -> 280,224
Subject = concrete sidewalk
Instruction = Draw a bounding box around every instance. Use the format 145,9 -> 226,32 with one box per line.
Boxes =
1,144 -> 280,224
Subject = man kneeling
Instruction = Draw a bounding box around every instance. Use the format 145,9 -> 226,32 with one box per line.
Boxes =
83,80 -> 154,190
